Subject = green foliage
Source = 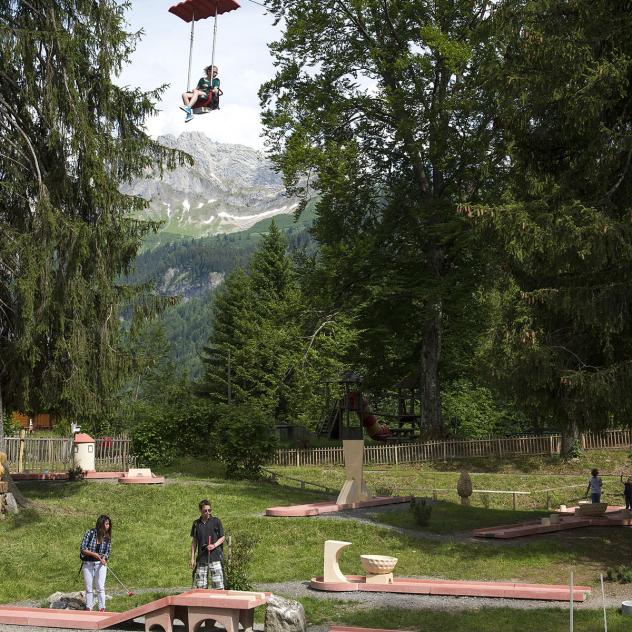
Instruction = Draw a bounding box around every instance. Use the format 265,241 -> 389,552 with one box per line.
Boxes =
606,565 -> 632,584
261,0 -> 503,436
67,466 -> 85,482
409,497 -> 432,526
223,532 -> 259,591
214,404 -> 277,479
474,0 -> 632,437
564,440 -> 583,461
0,0 -> 184,422
441,379 -> 528,438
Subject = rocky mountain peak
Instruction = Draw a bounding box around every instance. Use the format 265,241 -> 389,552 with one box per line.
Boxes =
121,132 -> 297,237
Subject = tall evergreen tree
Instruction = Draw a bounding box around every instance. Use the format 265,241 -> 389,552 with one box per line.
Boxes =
261,0 -> 502,435
0,1 -> 183,431
474,0 -> 632,449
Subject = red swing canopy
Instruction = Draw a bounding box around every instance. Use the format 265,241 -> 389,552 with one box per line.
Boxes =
169,0 -> 240,22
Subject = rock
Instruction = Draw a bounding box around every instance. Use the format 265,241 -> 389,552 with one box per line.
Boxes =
5,492 -> 18,514
48,591 -> 86,610
264,594 -> 306,632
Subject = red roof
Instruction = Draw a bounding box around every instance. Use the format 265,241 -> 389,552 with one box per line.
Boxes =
73,433 -> 95,444
169,0 -> 240,22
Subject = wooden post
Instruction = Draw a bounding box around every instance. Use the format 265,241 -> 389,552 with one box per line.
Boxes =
394,444 -> 399,467
18,429 -> 25,473
512,492 -> 516,511
546,491 -> 551,510
497,438 -> 503,460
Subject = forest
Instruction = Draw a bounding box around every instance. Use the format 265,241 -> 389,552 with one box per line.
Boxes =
1,0 -> 631,474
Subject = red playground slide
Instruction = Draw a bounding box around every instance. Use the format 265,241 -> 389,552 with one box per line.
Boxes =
345,393 -> 391,441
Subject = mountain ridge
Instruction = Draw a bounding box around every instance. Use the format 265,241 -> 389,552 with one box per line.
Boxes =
121,132 -> 298,237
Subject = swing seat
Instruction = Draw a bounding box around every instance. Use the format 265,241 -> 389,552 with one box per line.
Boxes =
192,89 -> 222,114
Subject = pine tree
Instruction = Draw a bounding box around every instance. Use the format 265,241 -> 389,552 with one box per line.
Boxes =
0,1 -> 183,427
261,0 -> 502,436
473,0 -> 632,449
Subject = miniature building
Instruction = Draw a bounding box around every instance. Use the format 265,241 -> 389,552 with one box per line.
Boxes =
72,433 -> 96,472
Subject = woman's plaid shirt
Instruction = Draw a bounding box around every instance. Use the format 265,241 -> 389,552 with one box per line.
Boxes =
80,528 -> 111,561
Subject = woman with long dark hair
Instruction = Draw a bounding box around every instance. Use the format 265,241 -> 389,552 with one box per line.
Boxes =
80,515 -> 112,611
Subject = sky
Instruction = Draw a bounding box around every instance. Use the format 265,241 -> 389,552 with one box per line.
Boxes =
118,0 -> 281,149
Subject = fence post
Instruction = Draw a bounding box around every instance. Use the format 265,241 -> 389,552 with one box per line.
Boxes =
547,491 -> 551,510
512,492 -> 516,511
296,449 -> 300,467
18,429 -> 25,473
443,442 -> 447,462
497,438 -> 503,459
394,444 -> 399,467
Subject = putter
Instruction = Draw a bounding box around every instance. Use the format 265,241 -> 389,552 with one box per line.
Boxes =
106,564 -> 134,596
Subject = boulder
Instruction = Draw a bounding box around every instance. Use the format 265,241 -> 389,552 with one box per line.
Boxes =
264,594 -> 306,632
48,591 -> 86,610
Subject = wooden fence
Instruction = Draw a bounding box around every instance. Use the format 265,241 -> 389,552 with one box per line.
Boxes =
272,430 -> 632,467
3,435 -> 134,473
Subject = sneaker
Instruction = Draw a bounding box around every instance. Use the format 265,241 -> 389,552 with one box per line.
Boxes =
99,608 -> 106,613
179,106 -> 188,113
185,113 -> 194,122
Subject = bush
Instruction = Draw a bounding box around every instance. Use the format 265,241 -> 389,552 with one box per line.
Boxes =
410,497 -> 432,526
441,379 -> 529,438
214,403 -> 277,479
223,532 -> 259,591
67,466 -> 85,481
606,565 -> 632,584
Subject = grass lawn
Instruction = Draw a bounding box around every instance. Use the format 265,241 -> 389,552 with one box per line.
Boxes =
269,448 -> 632,511
1,457 -> 632,630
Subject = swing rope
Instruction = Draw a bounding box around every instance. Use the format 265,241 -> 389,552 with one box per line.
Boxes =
209,1 -> 219,86
186,9 -> 195,92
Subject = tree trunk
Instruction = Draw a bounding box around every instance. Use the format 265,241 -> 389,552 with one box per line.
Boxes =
0,381 -> 4,453
561,420 -> 581,457
420,302 -> 443,437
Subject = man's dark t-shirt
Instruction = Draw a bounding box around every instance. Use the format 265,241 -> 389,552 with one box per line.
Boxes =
191,516 -> 224,564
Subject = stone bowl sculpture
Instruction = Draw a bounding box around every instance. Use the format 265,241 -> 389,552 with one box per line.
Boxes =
360,555 -> 398,575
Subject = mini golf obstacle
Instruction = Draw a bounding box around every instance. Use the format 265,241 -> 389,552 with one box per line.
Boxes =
472,504 -> 632,539
0,589 -> 268,632
266,373 -> 411,517
266,495 -> 412,517
309,540 -> 591,602
11,468 -> 165,484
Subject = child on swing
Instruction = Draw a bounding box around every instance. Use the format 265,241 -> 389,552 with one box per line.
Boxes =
181,65 -> 220,122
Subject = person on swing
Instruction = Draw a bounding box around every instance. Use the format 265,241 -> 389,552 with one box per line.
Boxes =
181,65 -> 220,122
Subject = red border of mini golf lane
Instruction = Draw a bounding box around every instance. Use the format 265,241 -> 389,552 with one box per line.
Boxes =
472,506 -> 632,539
265,496 -> 412,517
11,472 -> 165,484
309,576 -> 591,602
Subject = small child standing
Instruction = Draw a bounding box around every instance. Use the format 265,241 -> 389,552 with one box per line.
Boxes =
621,473 -> 632,510
586,468 -> 603,503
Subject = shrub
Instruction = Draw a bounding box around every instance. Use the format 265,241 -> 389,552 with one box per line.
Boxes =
373,484 -> 394,497
214,403 -> 277,479
606,565 -> 632,584
410,497 -> 432,526
223,533 -> 259,591
67,465 -> 85,481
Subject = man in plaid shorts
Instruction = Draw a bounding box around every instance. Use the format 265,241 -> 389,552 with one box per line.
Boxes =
189,499 -> 225,589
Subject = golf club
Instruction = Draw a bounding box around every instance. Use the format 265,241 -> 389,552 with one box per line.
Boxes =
106,565 -> 134,596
